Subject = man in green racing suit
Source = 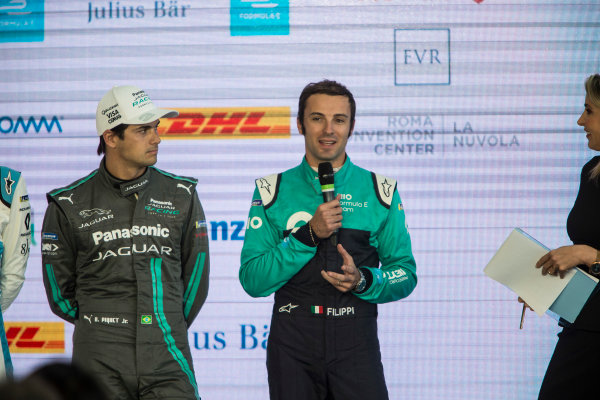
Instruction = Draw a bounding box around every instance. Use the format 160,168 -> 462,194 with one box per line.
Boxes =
240,80 -> 417,400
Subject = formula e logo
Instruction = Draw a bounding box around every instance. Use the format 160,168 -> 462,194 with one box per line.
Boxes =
0,116 -> 61,134
0,0 -> 45,43
230,0 -> 289,36
79,208 -> 111,218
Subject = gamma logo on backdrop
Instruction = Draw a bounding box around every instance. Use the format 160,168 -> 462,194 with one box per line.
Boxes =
394,28 -> 450,86
0,0 -> 44,43
0,115 -> 63,135
158,107 -> 290,139
5,322 -> 64,353
230,0 -> 289,36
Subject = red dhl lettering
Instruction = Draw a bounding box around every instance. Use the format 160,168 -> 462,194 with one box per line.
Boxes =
5,322 -> 65,353
157,107 -> 290,139
7,327 -> 45,348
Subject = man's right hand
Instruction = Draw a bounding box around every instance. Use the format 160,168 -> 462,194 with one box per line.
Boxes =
310,194 -> 343,239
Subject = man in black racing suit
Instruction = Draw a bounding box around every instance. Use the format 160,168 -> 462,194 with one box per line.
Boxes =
41,85 -> 210,400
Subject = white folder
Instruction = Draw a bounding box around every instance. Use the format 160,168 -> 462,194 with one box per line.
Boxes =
484,228 -> 598,323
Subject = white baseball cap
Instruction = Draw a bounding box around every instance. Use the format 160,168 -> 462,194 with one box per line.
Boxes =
95,85 -> 179,136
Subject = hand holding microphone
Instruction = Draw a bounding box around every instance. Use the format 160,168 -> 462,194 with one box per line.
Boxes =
310,162 -> 342,245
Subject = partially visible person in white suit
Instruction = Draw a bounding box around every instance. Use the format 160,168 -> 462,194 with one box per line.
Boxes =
0,167 -> 31,380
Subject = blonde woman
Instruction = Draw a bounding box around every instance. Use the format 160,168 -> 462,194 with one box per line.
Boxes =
536,74 -> 600,399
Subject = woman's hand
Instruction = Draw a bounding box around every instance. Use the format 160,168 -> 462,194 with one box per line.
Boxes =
535,244 -> 596,278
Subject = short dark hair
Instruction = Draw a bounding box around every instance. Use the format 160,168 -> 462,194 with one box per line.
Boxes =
97,124 -> 128,155
297,80 -> 356,135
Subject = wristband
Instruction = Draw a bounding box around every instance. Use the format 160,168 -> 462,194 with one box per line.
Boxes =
591,250 -> 600,275
308,222 -> 319,246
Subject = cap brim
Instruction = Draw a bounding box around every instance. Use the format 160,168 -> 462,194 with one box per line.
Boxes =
123,108 -> 179,125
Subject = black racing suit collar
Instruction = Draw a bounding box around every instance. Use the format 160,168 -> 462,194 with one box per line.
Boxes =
98,158 -> 151,197
301,154 -> 353,195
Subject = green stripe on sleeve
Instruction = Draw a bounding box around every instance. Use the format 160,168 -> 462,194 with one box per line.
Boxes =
44,264 -> 77,318
183,252 -> 206,319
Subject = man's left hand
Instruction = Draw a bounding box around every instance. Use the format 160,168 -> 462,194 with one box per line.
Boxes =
321,244 -> 361,293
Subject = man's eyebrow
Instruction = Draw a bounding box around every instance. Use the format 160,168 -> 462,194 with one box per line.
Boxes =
136,122 -> 159,129
308,112 -> 349,118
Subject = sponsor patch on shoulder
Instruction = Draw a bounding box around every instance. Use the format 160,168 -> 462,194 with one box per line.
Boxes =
20,195 -> 29,202
252,199 -> 263,206
195,220 -> 207,229
42,232 -> 58,241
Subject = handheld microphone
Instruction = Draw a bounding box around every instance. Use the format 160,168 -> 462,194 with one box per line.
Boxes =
318,162 -> 337,245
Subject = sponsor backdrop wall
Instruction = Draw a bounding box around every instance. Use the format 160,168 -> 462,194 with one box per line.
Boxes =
1,1 -> 599,398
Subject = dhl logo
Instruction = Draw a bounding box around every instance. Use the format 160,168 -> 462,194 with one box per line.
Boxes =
158,107 -> 290,139
5,322 -> 64,353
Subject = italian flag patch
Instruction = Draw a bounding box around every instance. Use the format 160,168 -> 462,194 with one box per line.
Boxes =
311,306 -> 323,314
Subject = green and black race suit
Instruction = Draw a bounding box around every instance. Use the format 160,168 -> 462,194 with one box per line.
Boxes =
240,156 -> 416,305
239,156 -> 417,399
41,160 -> 209,400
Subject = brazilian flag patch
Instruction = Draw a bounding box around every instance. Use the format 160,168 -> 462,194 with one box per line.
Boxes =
141,315 -> 152,325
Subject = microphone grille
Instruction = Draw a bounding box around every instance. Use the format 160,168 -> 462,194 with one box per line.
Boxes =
318,162 -> 334,185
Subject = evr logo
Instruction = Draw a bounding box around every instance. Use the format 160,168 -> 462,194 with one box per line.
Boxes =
394,29 -> 450,86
